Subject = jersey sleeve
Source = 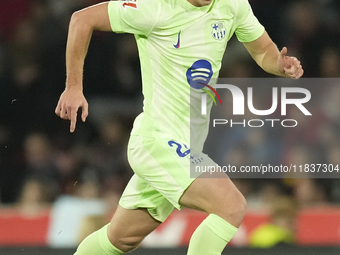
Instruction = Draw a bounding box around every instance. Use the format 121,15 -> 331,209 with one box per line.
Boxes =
108,0 -> 161,36
234,0 -> 265,43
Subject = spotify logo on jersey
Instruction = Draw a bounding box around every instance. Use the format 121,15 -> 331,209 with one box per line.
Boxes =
187,60 -> 222,106
186,60 -> 213,89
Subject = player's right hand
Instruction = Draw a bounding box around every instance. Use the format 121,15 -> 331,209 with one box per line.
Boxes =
278,47 -> 304,79
55,87 -> 88,133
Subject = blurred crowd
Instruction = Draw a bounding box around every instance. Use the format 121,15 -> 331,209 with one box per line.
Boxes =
0,0 -> 340,247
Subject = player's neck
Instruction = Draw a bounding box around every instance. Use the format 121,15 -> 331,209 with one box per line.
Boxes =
186,0 -> 212,8
187,0 -> 199,7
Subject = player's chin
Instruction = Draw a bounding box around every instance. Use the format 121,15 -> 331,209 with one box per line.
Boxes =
199,0 -> 213,6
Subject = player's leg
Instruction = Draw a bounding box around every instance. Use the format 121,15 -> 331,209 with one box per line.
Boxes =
75,134 -> 176,255
180,171 -> 247,255
180,171 -> 246,226
74,172 -> 165,255
74,205 -> 161,255
126,135 -> 246,254
107,205 -> 161,252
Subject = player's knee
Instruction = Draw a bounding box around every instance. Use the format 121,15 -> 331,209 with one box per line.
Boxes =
223,192 -> 247,225
116,236 -> 143,252
209,190 -> 247,227
234,193 -> 247,218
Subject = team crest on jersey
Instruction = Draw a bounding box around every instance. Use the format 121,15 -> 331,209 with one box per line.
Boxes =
211,21 -> 226,40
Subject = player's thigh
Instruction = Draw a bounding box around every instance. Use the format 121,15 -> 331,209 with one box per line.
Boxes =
179,172 -> 247,227
127,135 -> 194,212
107,205 -> 161,250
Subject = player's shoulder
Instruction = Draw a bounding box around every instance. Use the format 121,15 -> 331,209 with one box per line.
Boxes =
135,0 -> 164,7
214,0 -> 250,14
113,0 -> 163,11
216,0 -> 251,23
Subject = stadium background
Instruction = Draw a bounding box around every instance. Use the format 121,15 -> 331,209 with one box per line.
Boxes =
0,0 -> 340,254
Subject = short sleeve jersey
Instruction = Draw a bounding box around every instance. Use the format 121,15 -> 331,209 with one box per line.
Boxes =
108,0 -> 264,151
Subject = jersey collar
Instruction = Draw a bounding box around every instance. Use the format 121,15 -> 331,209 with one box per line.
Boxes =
180,0 -> 214,12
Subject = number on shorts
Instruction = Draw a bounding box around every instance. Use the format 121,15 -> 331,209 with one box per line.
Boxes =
168,140 -> 191,157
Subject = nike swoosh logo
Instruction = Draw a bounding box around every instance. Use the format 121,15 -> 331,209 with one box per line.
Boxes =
173,31 -> 181,49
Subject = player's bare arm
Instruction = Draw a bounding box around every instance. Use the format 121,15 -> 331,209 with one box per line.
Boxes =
55,2 -> 111,133
243,31 -> 304,79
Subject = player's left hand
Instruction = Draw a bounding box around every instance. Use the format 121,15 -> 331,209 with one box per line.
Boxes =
278,47 -> 304,79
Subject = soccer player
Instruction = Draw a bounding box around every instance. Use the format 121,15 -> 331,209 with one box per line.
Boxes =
55,0 -> 303,254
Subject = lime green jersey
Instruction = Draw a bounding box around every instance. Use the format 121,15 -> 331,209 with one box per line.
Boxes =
108,0 -> 264,151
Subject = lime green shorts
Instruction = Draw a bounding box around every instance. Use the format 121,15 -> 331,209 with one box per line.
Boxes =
119,135 -> 216,222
